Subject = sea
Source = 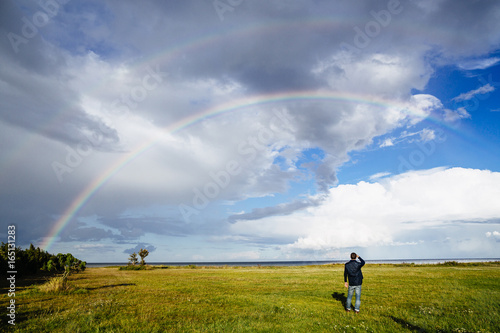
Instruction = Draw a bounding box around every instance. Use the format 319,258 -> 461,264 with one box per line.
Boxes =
86,258 -> 499,268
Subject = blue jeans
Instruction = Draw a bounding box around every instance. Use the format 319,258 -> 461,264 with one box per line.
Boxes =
346,285 -> 362,311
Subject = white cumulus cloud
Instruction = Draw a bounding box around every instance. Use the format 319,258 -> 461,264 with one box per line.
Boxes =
231,167 -> 500,255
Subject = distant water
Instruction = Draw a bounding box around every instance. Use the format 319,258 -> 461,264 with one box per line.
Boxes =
86,258 -> 498,268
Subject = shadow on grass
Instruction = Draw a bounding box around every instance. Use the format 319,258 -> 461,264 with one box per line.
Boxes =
87,283 -> 136,290
389,316 -> 428,332
0,272 -> 55,293
331,291 -> 347,309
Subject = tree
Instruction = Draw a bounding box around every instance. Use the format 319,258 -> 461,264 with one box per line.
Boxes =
138,248 -> 149,266
46,259 -> 55,272
128,252 -> 138,266
0,243 -> 84,276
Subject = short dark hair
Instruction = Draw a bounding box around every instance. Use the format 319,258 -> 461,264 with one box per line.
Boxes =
350,252 -> 357,259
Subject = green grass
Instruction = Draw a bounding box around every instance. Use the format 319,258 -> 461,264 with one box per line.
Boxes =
2,263 -> 499,332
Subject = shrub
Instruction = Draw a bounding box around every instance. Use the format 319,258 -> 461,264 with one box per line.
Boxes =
119,265 -> 148,271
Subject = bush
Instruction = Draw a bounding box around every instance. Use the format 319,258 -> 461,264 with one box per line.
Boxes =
119,265 -> 148,271
394,262 -> 416,267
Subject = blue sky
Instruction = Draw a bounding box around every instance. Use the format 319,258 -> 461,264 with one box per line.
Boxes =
1,0 -> 500,263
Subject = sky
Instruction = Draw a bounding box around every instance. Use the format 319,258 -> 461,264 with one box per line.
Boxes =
1,0 -> 500,263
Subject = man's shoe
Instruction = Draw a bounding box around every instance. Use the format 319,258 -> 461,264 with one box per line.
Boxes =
346,309 -> 351,313
354,310 -> 360,314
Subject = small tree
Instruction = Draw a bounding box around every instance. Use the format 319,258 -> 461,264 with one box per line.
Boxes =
138,249 -> 149,266
46,259 -> 55,272
128,252 -> 138,266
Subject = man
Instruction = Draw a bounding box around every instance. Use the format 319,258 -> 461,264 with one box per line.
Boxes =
344,252 -> 365,313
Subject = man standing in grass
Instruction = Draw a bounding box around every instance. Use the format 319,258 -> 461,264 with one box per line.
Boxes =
344,252 -> 365,313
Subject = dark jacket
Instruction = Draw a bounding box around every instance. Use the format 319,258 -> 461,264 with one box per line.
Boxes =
344,257 -> 365,286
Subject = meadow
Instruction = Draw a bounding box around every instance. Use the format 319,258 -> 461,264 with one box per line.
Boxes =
1,262 -> 499,332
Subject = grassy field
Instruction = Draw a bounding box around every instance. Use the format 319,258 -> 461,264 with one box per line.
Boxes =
1,262 -> 499,332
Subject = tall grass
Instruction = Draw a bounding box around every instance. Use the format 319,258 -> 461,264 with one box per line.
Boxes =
37,276 -> 68,293
2,262 -> 499,332
37,271 -> 71,293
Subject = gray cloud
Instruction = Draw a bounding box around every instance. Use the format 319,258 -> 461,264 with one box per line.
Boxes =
124,243 -> 157,255
228,196 -> 324,223
0,2 -> 120,149
98,216 -> 193,239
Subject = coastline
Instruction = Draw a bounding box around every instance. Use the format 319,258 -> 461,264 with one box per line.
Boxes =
86,258 -> 500,268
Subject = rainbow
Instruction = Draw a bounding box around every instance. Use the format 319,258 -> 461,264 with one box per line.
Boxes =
39,90 -> 456,251
36,17 -> 465,251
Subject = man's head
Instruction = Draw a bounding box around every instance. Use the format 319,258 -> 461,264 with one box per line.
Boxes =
350,252 -> 357,260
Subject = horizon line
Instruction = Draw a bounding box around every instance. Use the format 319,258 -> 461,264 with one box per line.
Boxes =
86,258 -> 500,265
